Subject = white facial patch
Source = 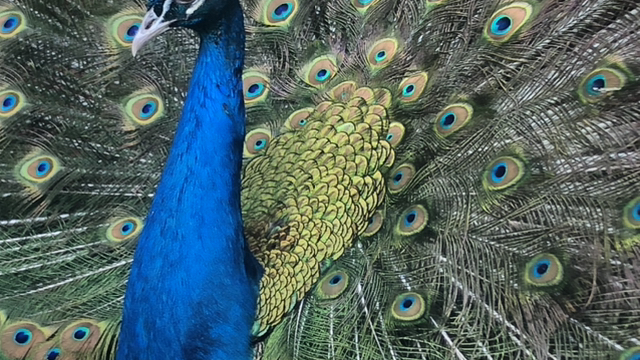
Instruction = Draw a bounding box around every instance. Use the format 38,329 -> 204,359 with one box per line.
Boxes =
186,0 -> 206,16
160,0 -> 174,19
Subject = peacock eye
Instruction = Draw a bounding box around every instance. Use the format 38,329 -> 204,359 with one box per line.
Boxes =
272,2 -> 294,20
0,11 -> 26,38
46,348 -> 61,360
262,0 -> 299,25
386,122 -> 405,147
483,156 -> 525,191
243,71 -> 270,104
0,90 -> 25,117
578,67 -> 626,103
434,103 -> 473,137
107,217 -> 144,243
484,2 -> 533,43
244,128 -> 272,157
110,14 -> 144,47
396,205 -> 428,235
400,72 -> 429,102
19,155 -> 60,185
124,93 -> 164,126
367,38 -> 398,68
13,328 -> 33,345
123,23 -> 140,42
303,56 -> 337,87
388,163 -> 415,193
286,108 -> 314,130
524,253 -> 564,287
72,327 -> 90,341
391,292 -> 426,321
316,270 -> 349,299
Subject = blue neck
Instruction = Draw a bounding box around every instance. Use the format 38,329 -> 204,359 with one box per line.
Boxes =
117,5 -> 261,360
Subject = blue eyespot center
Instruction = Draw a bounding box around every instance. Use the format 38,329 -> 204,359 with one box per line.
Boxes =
375,50 -> 386,62
358,0 -> 373,5
403,84 -> 415,97
368,217 -> 374,225
121,221 -> 135,236
440,112 -> 456,129
532,259 -> 551,278
247,83 -> 265,98
400,296 -> 415,311
329,274 -> 342,285
491,162 -> 507,183
123,23 -> 140,42
404,211 -> 417,227
273,3 -> 293,20
632,204 -> 640,221
139,101 -> 157,119
491,15 -> 512,36
73,327 -> 90,341
587,75 -> 606,96
2,16 -> 19,33
298,119 -> 307,126
315,68 -> 331,82
254,139 -> 267,151
46,348 -> 61,360
386,133 -> 393,141
393,172 -> 403,184
36,160 -> 51,177
13,329 -> 32,345
2,94 -> 16,112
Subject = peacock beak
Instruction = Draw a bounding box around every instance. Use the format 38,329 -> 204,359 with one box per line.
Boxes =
132,8 -> 176,57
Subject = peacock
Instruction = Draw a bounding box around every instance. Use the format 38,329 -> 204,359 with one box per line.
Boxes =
0,0 -> 638,357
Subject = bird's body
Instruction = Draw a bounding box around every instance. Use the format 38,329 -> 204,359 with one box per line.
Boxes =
118,1 -> 262,359
1,0 -> 639,358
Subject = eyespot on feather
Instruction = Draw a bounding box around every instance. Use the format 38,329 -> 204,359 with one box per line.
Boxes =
386,122 -> 405,147
18,154 -> 61,185
398,72 -> 428,102
123,93 -> 164,127
0,10 -> 25,39
108,14 -> 142,47
367,38 -> 399,68
315,270 -> 349,299
363,210 -> 383,236
0,322 -> 49,359
59,320 -> 104,352
0,89 -> 25,117
352,0 -> 377,12
106,217 -> 143,243
578,68 -> 626,103
260,0 -> 299,26
243,71 -> 269,105
396,205 -> 428,235
623,197 -> 640,230
302,56 -> 337,87
484,2 -> 533,43
482,156 -> 525,191
285,108 -> 314,130
391,292 -> 426,321
434,103 -> 473,137
244,128 -> 272,157
524,253 -> 563,287
388,163 -> 415,193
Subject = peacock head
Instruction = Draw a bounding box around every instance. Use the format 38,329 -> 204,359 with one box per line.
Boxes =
132,0 -> 232,56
